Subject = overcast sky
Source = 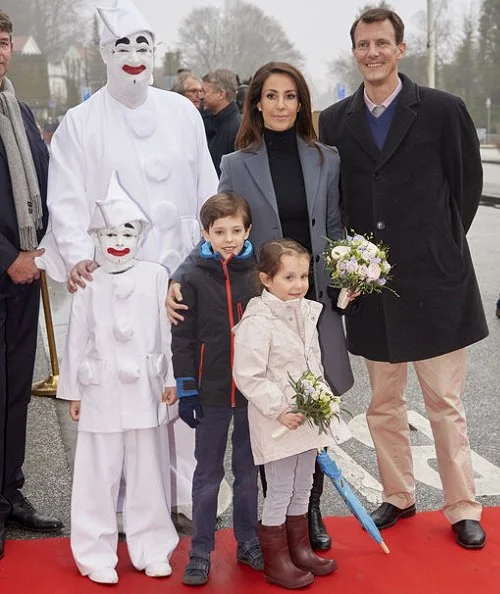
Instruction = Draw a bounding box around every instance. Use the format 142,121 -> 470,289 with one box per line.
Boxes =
92,0 -> 474,93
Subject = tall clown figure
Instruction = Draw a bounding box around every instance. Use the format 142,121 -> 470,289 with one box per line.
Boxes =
58,171 -> 179,585
40,0 -> 218,518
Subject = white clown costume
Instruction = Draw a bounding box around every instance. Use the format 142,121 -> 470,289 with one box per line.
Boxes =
40,0 -> 218,519
58,172 -> 179,584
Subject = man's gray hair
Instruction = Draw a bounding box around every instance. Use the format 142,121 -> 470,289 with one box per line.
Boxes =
203,69 -> 238,103
171,72 -> 202,95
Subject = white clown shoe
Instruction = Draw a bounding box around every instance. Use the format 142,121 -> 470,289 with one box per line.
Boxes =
88,567 -> 119,584
145,562 -> 172,577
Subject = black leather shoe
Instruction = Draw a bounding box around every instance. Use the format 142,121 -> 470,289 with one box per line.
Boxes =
308,464 -> 331,550
370,502 -> 416,530
452,520 -> 486,549
8,498 -> 63,533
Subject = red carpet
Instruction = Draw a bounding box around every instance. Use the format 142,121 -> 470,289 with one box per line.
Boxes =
1,508 -> 499,593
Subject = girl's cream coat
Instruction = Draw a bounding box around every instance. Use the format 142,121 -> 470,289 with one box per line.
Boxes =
233,291 -> 350,465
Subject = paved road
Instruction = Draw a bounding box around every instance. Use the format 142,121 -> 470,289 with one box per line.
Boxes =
12,171 -> 500,544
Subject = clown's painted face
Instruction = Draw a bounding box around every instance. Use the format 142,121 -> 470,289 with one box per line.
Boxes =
101,30 -> 154,105
97,221 -> 140,269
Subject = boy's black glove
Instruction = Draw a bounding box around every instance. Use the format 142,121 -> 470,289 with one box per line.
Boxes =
179,396 -> 204,428
176,377 -> 203,428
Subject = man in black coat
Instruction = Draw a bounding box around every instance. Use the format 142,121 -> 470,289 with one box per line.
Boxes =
202,69 -> 241,177
0,10 -> 63,560
319,8 -> 488,549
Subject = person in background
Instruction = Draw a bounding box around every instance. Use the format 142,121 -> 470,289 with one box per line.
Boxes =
42,120 -> 59,150
0,9 -> 63,561
171,72 -> 204,110
319,7 -> 488,549
202,69 -> 241,176
172,192 -> 262,586
236,82 -> 249,114
168,61 -> 354,552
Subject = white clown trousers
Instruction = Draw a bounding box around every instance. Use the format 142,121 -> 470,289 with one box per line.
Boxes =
71,427 -> 179,575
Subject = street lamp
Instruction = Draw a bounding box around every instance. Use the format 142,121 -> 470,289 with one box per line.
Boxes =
486,97 -> 491,144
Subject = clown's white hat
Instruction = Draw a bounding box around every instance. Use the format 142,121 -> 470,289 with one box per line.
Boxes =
97,0 -> 154,46
88,171 -> 150,236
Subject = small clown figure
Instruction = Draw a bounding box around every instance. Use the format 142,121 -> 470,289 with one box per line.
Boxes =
57,171 -> 179,585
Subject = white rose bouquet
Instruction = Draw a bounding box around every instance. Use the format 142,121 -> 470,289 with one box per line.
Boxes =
323,232 -> 396,309
272,370 -> 342,440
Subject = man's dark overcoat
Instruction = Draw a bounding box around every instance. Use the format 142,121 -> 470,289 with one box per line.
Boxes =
319,73 -> 488,363
0,99 -> 49,522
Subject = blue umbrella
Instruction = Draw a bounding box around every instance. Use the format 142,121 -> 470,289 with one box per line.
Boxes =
316,449 -> 390,554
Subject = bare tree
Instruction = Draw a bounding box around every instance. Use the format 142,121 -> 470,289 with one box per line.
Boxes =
178,2 -> 303,79
2,0 -> 85,61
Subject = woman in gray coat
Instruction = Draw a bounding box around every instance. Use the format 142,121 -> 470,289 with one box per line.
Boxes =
219,62 -> 353,550
168,62 -> 353,550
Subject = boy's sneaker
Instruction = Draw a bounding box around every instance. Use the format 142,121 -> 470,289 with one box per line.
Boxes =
237,538 -> 264,571
183,551 -> 211,586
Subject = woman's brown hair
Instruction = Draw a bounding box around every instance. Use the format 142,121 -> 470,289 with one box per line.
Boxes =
235,62 -> 317,152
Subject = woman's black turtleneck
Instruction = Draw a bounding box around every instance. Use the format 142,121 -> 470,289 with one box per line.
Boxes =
264,126 -> 311,252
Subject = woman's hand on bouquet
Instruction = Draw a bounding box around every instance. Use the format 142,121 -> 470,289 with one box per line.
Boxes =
346,288 -> 361,301
327,286 -> 363,316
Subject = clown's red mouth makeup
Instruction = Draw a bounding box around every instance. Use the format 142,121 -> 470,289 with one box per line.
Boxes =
107,247 -> 131,257
122,64 -> 146,75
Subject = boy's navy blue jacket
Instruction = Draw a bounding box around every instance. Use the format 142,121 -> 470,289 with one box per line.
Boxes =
172,240 -> 257,408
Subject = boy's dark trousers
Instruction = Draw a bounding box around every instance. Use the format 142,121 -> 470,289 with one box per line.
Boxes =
190,405 -> 258,552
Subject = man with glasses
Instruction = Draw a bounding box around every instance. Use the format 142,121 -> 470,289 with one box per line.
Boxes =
0,9 -> 63,560
319,7 -> 488,549
171,72 -> 204,110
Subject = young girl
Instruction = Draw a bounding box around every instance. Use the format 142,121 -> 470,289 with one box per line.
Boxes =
233,239 -> 350,590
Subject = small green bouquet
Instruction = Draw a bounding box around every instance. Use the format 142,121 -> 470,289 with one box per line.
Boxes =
272,370 -> 341,439
323,232 -> 396,309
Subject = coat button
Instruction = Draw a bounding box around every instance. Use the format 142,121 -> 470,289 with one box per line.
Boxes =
315,255 -> 320,263
319,290 -> 323,298
311,218 -> 316,226
373,171 -> 382,180
376,221 -> 386,230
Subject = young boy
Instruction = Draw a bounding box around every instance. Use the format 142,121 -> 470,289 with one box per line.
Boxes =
171,192 -> 262,586
55,172 -> 179,585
